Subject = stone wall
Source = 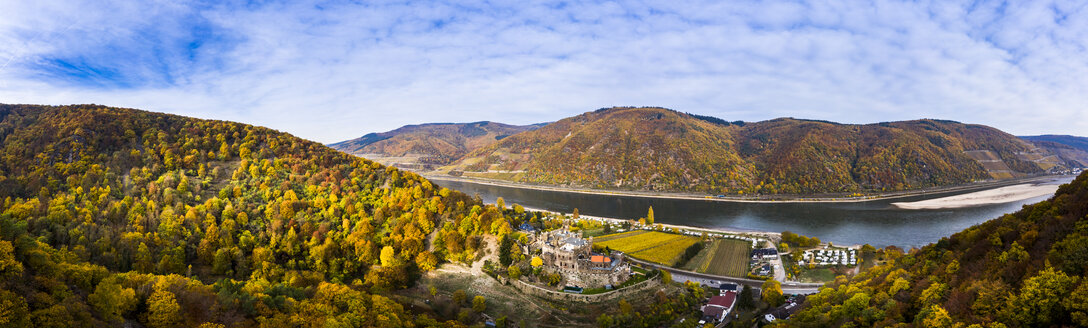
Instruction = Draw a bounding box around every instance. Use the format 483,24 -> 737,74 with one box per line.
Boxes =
510,277 -> 660,303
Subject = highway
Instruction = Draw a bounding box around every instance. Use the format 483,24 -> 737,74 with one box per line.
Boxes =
625,257 -> 824,295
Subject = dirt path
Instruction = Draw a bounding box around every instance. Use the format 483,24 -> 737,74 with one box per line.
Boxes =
471,235 -> 499,275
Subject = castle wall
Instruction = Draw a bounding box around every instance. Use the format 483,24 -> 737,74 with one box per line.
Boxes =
510,276 -> 659,303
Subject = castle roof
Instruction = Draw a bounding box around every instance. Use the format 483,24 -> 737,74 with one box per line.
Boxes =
590,255 -> 611,263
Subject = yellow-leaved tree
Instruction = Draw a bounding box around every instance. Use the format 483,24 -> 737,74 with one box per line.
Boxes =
147,283 -> 182,328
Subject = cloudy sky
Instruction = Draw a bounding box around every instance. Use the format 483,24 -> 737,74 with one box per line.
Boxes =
1,0 -> 1086,143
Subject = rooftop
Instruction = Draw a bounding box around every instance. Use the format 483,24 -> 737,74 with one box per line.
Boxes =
709,292 -> 737,309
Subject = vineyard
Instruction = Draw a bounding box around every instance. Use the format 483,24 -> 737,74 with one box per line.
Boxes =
593,230 -> 647,242
694,238 -> 750,278
595,231 -> 700,266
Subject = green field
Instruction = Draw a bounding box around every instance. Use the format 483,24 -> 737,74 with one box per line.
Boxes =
593,230 -> 646,242
595,231 -> 700,266
798,267 -> 837,283
696,238 -> 750,278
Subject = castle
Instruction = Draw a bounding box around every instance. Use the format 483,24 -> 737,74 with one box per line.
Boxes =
531,229 -> 631,288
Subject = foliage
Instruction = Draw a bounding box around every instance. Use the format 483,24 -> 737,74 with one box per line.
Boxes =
672,241 -> 704,269
451,107 -> 1047,194
0,104 -> 504,327
781,231 -> 821,248
329,121 -> 539,167
782,171 -> 1088,327
761,279 -> 784,307
472,295 -> 486,313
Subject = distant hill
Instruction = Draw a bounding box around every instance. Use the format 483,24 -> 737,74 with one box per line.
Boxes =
782,170 -> 1088,327
444,107 -> 1063,194
1021,134 -> 1088,151
1021,135 -> 1088,168
329,121 -> 543,170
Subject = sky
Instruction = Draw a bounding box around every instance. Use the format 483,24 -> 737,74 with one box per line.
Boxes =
1,0 -> 1086,143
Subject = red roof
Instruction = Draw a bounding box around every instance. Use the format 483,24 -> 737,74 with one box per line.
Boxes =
703,305 -> 727,318
590,255 -> 611,263
709,292 -> 737,308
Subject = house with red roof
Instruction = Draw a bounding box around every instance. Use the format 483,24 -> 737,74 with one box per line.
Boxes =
702,291 -> 737,323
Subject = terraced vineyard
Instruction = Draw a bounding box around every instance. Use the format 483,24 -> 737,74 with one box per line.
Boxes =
695,238 -> 750,277
595,231 -> 700,266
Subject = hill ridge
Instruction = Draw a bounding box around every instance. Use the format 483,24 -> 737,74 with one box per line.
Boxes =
443,106 -> 1069,194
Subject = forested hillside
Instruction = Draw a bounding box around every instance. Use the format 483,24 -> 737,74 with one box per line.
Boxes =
0,104 -> 517,327
447,107 -> 1050,194
329,121 -> 542,170
780,171 -> 1088,327
1020,135 -> 1088,168
453,107 -> 753,191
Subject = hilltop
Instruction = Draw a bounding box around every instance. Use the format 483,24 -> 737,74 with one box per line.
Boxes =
329,121 -> 543,170
443,107 -> 1067,195
0,104 -> 714,327
1020,135 -> 1088,168
781,170 -> 1088,327
0,104 -> 493,326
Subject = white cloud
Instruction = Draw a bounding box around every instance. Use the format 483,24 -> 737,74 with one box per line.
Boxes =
0,0 -> 1086,143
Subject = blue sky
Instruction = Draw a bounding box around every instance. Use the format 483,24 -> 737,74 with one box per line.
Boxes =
1,0 -> 1086,143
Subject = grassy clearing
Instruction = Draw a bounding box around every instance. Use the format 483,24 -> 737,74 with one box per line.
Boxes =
595,231 -> 699,266
798,267 -> 837,283
702,238 -> 750,278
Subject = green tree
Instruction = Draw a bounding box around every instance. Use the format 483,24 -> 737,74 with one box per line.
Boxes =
88,279 -> 137,322
646,206 -> 654,225
135,243 -> 154,273
596,313 -> 614,327
1003,266 -> 1078,326
737,285 -> 755,310
1065,281 -> 1088,326
212,248 -> 233,275
508,265 -> 521,280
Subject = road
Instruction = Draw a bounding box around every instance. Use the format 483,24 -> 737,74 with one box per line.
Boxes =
625,256 -> 823,295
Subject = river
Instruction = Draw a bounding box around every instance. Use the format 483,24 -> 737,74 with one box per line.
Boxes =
433,176 -> 1075,249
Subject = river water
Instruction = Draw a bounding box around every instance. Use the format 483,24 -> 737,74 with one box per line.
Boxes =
435,176 -> 1074,249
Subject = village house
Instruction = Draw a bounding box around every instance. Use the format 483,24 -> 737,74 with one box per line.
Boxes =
701,291 -> 738,324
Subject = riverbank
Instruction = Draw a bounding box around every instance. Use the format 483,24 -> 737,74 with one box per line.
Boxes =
890,183 -> 1059,209
426,174 -> 1065,204
521,205 -> 785,242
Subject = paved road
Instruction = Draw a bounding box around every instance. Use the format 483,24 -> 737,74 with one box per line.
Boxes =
626,256 -> 823,294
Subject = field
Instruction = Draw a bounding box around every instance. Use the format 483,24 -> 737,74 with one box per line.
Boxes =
681,239 -> 719,271
593,230 -> 646,242
595,231 -> 700,266
696,238 -> 750,278
797,267 -> 837,283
